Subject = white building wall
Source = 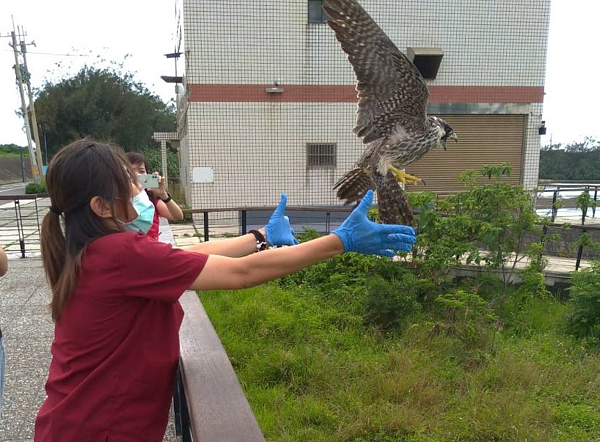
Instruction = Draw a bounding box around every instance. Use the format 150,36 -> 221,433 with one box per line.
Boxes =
184,0 -> 551,87
186,102 -> 360,208
180,0 -> 551,210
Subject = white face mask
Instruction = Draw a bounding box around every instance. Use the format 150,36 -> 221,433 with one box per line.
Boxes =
118,191 -> 155,234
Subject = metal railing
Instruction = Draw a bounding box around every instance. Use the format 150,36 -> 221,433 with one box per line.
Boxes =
183,205 -> 354,242
181,197 -> 600,272
536,184 -> 600,222
0,194 -> 49,258
536,185 -> 600,270
0,190 -> 597,274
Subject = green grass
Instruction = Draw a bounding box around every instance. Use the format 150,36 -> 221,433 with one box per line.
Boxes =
200,284 -> 600,442
0,145 -> 28,156
0,151 -> 28,157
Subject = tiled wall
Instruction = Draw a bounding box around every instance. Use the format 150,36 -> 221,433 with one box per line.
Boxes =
180,0 -> 551,210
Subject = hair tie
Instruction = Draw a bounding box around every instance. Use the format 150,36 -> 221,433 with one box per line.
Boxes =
49,206 -> 63,216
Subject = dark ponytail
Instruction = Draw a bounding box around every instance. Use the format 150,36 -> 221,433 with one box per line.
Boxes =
40,210 -> 83,320
41,139 -> 134,321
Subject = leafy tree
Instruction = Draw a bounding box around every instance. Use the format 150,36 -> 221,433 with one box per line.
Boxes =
33,66 -> 175,157
0,144 -> 28,156
139,146 -> 180,182
539,137 -> 600,180
409,164 -> 545,293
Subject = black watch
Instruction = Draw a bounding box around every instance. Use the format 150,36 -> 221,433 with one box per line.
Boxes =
249,230 -> 268,252
161,193 -> 172,204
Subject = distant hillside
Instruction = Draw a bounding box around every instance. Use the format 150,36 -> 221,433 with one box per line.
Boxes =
0,156 -> 32,184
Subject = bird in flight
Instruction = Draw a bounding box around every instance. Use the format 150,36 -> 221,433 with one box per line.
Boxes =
325,0 -> 458,225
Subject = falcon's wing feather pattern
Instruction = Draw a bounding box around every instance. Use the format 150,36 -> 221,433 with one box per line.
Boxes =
324,0 -> 430,143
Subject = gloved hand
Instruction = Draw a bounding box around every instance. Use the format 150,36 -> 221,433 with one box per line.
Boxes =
333,190 -> 416,257
265,194 -> 300,246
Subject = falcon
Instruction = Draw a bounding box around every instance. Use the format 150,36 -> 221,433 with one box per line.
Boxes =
325,0 -> 458,225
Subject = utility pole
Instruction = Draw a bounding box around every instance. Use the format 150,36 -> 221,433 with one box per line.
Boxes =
20,32 -> 45,174
10,29 -> 41,183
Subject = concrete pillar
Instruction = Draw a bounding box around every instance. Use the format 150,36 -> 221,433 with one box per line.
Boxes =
161,140 -> 168,189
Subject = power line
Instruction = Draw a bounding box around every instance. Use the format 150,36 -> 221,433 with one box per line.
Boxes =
0,49 -> 95,57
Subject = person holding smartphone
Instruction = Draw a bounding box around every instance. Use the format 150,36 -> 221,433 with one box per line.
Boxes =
35,139 -> 415,441
126,152 -> 184,240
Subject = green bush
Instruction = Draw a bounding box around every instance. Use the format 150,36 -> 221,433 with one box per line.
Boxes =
432,289 -> 498,346
0,144 -> 27,156
564,262 -> 600,341
362,275 -> 421,331
25,183 -> 46,194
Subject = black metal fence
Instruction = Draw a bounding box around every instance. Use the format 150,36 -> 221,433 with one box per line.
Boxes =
536,185 -> 600,270
186,205 -> 354,242
0,194 -> 50,258
2,190 -> 599,272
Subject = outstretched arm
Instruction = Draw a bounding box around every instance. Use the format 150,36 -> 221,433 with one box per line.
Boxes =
191,234 -> 343,290
181,194 -> 298,257
188,190 -> 416,291
181,229 -> 268,257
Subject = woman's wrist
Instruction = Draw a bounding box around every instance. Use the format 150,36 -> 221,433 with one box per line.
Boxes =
248,229 -> 268,252
328,233 -> 346,254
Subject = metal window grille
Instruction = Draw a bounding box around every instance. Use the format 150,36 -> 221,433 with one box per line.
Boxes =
308,0 -> 328,24
180,0 -> 551,219
307,143 -> 336,168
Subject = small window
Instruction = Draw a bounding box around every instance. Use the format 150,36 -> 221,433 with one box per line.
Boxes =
307,143 -> 336,168
407,47 -> 444,80
308,0 -> 329,24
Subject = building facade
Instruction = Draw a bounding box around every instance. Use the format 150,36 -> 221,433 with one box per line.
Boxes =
175,0 -> 551,212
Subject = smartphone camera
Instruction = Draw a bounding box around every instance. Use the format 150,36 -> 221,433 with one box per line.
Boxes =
138,174 -> 160,189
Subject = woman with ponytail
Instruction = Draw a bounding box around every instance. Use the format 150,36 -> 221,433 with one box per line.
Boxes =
35,139 -> 416,442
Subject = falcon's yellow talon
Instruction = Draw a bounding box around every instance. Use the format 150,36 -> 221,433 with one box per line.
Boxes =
389,166 -> 422,185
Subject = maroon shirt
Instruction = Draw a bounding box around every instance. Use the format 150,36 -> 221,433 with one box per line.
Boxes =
146,194 -> 161,241
35,232 -> 207,442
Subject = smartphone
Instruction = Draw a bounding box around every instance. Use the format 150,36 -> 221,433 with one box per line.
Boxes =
138,174 -> 160,189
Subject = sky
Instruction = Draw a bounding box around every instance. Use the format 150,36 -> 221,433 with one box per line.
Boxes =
0,0 -> 599,149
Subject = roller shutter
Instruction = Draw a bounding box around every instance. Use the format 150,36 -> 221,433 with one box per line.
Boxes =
405,114 -> 526,195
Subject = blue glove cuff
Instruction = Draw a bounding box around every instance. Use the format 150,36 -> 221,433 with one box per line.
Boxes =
331,231 -> 347,252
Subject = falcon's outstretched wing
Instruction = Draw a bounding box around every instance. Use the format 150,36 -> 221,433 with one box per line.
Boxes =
324,0 -> 430,143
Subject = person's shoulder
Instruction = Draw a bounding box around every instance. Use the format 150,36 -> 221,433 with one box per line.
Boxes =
88,231 -> 161,253
85,232 -> 170,268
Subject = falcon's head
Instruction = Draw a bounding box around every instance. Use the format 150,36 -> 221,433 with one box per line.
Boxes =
432,117 -> 458,150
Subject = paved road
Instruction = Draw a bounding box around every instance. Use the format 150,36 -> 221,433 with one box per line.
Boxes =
0,183 -> 28,197
0,258 -> 53,441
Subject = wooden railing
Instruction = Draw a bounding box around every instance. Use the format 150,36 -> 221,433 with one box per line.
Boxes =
176,291 -> 266,441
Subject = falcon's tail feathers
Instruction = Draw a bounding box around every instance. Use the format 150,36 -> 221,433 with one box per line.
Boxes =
334,168 -> 373,205
376,172 -> 415,227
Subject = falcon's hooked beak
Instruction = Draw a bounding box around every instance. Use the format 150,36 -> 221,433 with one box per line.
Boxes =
442,132 -> 458,150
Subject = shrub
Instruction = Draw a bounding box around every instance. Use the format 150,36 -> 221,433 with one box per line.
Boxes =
564,262 -> 600,342
25,182 -> 46,194
361,275 -> 421,331
432,289 -> 498,346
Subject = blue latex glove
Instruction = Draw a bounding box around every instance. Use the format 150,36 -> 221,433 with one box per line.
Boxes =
265,194 -> 300,246
333,190 -> 416,257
